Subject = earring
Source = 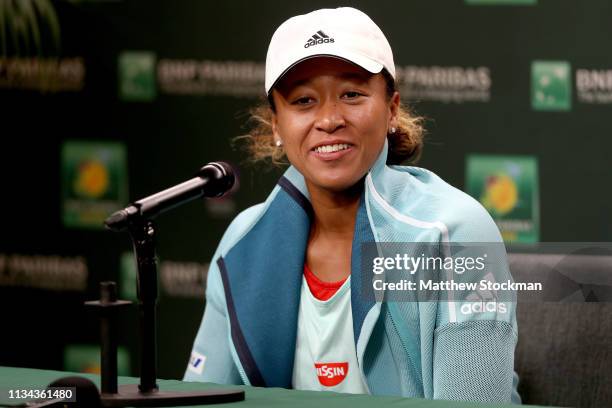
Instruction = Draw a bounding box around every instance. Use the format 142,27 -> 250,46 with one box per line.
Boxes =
275,139 -> 283,147
389,127 -> 397,134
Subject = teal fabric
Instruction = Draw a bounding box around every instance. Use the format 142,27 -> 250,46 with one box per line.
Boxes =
184,141 -> 521,404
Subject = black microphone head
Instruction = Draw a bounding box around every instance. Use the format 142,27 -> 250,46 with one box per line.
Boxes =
104,205 -> 140,232
47,376 -> 101,407
104,209 -> 129,231
198,161 -> 237,197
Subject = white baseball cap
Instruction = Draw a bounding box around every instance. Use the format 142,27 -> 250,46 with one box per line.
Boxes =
265,7 -> 395,94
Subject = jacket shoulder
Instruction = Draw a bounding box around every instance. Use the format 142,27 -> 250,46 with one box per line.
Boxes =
388,166 -> 502,243
216,202 -> 268,256
205,201 -> 267,303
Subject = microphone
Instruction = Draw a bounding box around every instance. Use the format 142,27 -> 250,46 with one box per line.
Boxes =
104,161 -> 235,232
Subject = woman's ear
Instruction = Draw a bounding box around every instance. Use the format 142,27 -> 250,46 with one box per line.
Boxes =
272,112 -> 281,143
271,111 -> 282,146
389,91 -> 400,129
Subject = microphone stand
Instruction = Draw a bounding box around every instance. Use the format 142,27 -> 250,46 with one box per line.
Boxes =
85,212 -> 244,406
131,218 -> 159,394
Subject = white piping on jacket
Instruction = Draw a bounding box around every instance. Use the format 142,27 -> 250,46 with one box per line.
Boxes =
365,174 -> 457,323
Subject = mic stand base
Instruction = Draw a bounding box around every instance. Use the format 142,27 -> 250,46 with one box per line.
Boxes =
100,384 -> 245,407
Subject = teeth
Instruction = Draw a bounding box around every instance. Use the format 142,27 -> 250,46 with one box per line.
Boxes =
315,143 -> 350,153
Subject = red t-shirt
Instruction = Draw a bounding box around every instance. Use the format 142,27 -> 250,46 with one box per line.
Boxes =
303,264 -> 347,301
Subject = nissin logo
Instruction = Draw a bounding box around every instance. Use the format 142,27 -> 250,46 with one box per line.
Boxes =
314,362 -> 348,386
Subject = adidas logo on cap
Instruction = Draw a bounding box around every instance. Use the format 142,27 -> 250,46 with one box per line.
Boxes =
304,30 -> 335,48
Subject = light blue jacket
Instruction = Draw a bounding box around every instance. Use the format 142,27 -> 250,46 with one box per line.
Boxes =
184,143 -> 521,404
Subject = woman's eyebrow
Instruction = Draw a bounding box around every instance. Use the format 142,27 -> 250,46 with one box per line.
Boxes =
338,72 -> 370,82
289,78 -> 311,88
277,77 -> 311,93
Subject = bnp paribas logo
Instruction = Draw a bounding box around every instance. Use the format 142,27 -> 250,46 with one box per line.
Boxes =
531,61 -> 572,111
118,51 -> 157,102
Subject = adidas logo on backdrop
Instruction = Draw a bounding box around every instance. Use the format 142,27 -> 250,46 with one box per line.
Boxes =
304,30 -> 335,48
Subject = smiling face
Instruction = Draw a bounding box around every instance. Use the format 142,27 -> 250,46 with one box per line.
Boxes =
271,57 -> 399,195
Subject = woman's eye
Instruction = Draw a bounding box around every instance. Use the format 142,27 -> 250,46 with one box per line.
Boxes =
293,96 -> 314,105
342,91 -> 362,99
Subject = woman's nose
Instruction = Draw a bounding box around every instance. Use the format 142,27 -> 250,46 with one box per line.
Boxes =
314,100 -> 345,133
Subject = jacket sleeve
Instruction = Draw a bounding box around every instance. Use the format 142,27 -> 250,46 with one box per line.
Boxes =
432,320 -> 519,403
183,253 -> 243,384
182,203 -> 267,384
432,197 -> 521,404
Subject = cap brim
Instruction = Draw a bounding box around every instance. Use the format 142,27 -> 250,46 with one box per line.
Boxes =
266,50 -> 384,94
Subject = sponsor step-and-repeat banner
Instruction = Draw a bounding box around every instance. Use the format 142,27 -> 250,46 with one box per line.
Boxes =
1,0 -> 611,379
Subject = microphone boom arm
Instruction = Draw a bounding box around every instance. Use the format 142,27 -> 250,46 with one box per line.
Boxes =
104,162 -> 234,232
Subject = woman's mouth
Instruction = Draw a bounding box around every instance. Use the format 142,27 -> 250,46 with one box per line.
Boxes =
311,143 -> 354,161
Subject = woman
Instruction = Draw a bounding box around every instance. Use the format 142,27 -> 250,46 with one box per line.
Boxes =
185,7 -> 520,404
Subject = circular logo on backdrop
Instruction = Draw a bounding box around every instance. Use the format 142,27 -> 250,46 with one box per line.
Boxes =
481,173 -> 518,215
74,159 -> 110,199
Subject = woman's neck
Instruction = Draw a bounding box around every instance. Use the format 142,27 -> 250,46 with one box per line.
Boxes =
306,181 -> 363,239
304,181 -> 362,281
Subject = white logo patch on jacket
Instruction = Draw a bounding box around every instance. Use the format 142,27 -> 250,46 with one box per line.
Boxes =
188,351 -> 206,375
